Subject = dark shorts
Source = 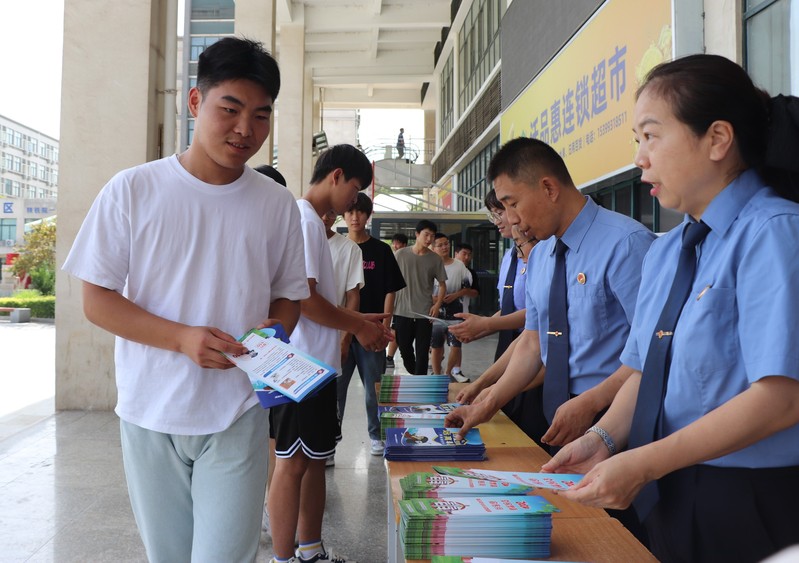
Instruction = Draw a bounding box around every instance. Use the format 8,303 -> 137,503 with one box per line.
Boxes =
431,322 -> 461,348
268,378 -> 340,459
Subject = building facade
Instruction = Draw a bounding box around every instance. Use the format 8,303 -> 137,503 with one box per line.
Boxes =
0,114 -> 59,269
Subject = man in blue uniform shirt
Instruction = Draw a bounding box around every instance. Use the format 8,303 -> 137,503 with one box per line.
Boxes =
445,137 -> 655,542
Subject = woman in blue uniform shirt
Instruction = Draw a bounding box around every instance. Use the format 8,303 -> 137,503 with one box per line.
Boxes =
543,54 -> 799,562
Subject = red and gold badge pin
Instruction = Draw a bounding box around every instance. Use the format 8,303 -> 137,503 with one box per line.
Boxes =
577,272 -> 586,285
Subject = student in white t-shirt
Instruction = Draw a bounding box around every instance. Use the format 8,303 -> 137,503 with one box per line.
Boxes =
268,145 -> 392,563
430,233 -> 477,378
62,38 -> 309,563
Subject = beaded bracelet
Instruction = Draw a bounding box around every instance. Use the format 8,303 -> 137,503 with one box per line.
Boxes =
585,425 -> 617,455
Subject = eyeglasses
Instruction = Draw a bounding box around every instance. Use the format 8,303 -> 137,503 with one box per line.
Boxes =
515,237 -> 536,258
486,210 -> 504,224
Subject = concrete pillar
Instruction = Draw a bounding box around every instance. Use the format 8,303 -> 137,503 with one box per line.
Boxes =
55,0 -> 165,410
423,109 -> 435,164
704,0 -> 741,62
235,0 -> 277,169
277,20 -> 307,197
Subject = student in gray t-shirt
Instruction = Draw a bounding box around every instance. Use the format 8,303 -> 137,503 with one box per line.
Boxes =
392,219 -> 447,374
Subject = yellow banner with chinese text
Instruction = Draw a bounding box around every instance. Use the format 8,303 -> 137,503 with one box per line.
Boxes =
500,0 -> 672,187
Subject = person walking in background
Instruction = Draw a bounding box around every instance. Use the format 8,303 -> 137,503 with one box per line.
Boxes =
391,232 -> 408,251
340,193 -> 406,456
396,127 -> 405,159
544,54 -> 799,563
393,220 -> 447,375
268,144 -> 391,563
386,232 -> 409,368
62,38 -> 309,563
453,242 -> 480,315
429,233 -> 476,380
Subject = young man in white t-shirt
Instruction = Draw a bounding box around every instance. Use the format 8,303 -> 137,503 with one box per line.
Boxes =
268,145 -> 391,563
430,233 -> 477,378
62,38 -> 309,562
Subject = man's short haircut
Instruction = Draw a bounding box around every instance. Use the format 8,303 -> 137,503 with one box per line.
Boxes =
197,37 -> 280,101
310,144 -> 373,189
346,192 -> 374,216
392,233 -> 408,245
487,137 -> 574,187
415,219 -> 438,234
454,242 -> 473,253
433,232 -> 449,243
484,188 -> 504,211
254,164 -> 287,187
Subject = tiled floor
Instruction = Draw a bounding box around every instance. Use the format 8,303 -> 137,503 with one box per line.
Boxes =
0,321 -> 497,562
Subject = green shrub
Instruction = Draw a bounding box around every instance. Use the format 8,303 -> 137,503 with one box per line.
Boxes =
29,267 -> 56,296
0,295 -> 56,318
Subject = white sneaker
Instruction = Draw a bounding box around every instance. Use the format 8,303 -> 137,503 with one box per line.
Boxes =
450,368 -> 468,383
269,558 -> 299,563
325,454 -> 335,467
370,439 -> 385,456
296,544 -> 355,563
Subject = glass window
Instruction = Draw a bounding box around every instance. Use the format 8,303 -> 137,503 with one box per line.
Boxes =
744,0 -> 797,94
457,136 -> 500,212
440,55 -> 454,140
458,0 -> 504,112
0,219 -> 16,241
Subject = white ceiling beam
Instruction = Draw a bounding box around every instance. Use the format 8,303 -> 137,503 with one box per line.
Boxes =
306,48 -> 432,67
302,5 -> 449,31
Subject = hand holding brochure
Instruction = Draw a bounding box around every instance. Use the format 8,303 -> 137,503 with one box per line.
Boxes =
432,466 -> 583,490
224,327 -> 337,403
411,312 -> 463,327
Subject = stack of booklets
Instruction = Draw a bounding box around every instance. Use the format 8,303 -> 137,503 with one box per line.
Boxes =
400,471 -> 533,499
431,557 -> 570,563
433,466 -> 584,491
384,427 -> 486,461
379,374 -> 450,403
398,495 -> 559,560
379,403 -> 460,440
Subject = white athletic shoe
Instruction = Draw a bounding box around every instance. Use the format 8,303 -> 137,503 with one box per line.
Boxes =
370,439 -> 385,456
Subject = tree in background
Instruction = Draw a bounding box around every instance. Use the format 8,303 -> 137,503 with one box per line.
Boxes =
11,220 -> 56,295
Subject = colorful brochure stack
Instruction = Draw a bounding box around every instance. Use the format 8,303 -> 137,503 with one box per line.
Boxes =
384,427 -> 486,462
398,495 -> 559,560
378,374 -> 450,404
431,557 -> 576,563
433,466 -> 584,491
379,403 -> 460,440
400,472 -> 534,499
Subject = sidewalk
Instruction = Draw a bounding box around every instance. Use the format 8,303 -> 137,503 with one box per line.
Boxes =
0,320 -> 55,442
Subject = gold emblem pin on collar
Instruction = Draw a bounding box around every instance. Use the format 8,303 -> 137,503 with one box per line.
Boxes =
577,273 -> 586,285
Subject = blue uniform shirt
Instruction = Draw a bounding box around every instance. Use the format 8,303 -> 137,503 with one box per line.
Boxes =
621,170 -> 799,468
526,196 -> 655,395
497,247 -> 527,312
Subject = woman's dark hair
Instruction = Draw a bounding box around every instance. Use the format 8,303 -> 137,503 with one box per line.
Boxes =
639,54 -> 798,200
484,188 -> 503,211
197,37 -> 280,101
